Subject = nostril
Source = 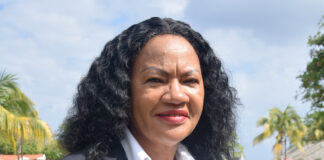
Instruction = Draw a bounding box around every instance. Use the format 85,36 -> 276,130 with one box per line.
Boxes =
165,102 -> 186,107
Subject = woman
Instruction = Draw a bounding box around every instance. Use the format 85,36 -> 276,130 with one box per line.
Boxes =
60,17 -> 237,160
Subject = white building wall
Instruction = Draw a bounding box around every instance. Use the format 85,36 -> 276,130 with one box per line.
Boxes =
286,141 -> 324,160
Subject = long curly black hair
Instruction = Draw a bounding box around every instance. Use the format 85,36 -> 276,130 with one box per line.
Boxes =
59,17 -> 237,160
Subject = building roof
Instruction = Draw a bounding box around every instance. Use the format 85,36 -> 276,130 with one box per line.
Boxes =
286,141 -> 324,160
0,154 -> 45,160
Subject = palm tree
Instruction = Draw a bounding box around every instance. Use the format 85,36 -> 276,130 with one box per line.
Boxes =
0,71 -> 53,154
253,106 -> 307,160
304,111 -> 324,141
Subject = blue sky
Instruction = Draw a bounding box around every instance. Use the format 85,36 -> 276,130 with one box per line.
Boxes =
0,0 -> 323,159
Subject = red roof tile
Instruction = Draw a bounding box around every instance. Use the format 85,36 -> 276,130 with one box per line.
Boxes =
0,154 -> 45,160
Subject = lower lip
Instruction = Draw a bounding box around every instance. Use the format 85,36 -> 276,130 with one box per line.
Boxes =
156,115 -> 187,124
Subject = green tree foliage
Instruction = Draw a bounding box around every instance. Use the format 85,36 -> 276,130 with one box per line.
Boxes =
0,133 -> 14,154
43,140 -> 67,160
0,137 -> 42,154
233,136 -> 244,159
297,16 -> 324,142
304,111 -> 324,141
0,71 -> 53,153
223,134 -> 244,160
298,16 -> 324,109
0,136 -> 66,160
253,106 -> 307,160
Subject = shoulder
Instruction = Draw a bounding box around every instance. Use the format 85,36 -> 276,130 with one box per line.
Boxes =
61,150 -> 87,160
61,142 -> 127,160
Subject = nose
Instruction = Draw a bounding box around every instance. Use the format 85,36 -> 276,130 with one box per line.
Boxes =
161,79 -> 189,105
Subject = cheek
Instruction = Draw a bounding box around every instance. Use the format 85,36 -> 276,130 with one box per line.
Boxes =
134,86 -> 167,103
189,87 -> 204,121
131,88 -> 162,117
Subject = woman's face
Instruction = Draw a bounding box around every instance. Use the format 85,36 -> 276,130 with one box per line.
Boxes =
131,34 -> 204,147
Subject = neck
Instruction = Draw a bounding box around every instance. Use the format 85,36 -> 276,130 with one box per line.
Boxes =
130,128 -> 178,160
143,142 -> 177,160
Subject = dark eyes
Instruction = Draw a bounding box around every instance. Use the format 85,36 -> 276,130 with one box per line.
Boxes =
145,78 -> 199,85
183,79 -> 199,84
146,78 -> 164,83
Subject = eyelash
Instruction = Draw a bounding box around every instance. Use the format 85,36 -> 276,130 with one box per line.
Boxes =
146,78 -> 164,83
146,78 -> 199,84
183,79 -> 199,84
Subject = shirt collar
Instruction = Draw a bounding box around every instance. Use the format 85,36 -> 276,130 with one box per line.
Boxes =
120,128 -> 195,160
121,128 -> 151,160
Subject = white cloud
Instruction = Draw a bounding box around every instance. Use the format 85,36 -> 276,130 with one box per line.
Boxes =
202,27 -> 311,159
0,0 -> 116,131
153,0 -> 188,16
103,0 -> 189,22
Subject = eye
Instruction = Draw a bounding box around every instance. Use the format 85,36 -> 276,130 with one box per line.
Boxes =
146,78 -> 164,83
182,78 -> 199,84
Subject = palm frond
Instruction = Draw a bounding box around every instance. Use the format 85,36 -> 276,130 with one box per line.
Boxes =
0,105 -> 53,153
256,117 -> 268,126
0,71 -> 37,117
254,105 -> 307,158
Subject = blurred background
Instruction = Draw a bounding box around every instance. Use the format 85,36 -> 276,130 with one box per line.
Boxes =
0,0 -> 323,159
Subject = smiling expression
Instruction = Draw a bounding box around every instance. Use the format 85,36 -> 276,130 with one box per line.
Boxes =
130,34 -> 205,147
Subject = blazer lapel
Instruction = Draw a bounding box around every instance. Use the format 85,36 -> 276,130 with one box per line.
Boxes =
61,141 -> 127,160
103,141 -> 128,160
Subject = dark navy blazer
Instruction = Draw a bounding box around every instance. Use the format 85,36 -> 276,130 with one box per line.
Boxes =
61,142 -> 127,160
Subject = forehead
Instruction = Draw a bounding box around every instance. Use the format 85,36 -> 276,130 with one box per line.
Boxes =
142,35 -> 193,52
135,34 -> 199,65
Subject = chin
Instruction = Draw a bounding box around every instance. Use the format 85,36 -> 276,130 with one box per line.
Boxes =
154,126 -> 194,146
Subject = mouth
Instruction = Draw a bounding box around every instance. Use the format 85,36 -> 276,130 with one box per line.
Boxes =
155,110 -> 189,124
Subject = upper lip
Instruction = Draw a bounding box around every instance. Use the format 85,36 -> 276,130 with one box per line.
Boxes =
155,110 -> 189,117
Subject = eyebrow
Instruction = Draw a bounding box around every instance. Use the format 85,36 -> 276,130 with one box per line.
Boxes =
141,67 -> 169,76
141,67 -> 200,76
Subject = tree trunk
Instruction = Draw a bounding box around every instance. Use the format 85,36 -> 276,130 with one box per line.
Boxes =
17,137 -> 23,160
284,136 -> 287,160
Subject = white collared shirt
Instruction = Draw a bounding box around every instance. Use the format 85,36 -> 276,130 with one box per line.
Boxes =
121,128 -> 195,160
